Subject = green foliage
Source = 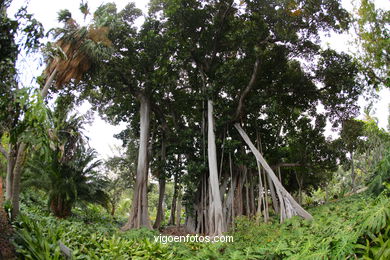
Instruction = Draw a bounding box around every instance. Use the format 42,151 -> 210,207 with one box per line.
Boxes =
369,148 -> 390,195
14,203 -> 173,259
174,194 -> 390,259
355,0 -> 389,88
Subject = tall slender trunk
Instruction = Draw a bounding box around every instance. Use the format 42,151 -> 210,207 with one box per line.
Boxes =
207,100 -> 226,235
169,175 -> 178,225
268,172 -> 279,214
10,143 -> 26,220
176,189 -> 182,227
5,144 -> 15,200
249,174 -> 255,217
154,177 -> 166,229
41,68 -> 57,98
262,169 -> 269,222
122,95 -> 151,230
153,136 -> 167,229
351,151 -> 356,193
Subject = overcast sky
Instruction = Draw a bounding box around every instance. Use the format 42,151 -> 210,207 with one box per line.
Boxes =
8,0 -> 390,160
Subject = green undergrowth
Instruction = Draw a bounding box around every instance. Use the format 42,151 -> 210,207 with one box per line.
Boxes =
175,193 -> 390,259
13,193 -> 389,259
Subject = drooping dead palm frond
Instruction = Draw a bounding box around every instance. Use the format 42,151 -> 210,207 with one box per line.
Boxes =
44,8 -> 113,89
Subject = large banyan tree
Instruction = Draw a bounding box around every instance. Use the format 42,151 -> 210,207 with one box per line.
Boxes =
69,0 -> 363,236
157,0 -> 362,235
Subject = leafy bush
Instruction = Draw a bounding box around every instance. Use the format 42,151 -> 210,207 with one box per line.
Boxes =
13,205 -> 173,259
174,193 -> 390,259
14,193 -> 390,259
369,148 -> 390,195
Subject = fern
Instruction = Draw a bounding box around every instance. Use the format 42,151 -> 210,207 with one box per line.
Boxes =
361,197 -> 390,234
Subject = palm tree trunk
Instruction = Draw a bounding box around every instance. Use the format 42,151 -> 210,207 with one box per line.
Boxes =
41,68 -> 57,97
122,95 -> 151,230
169,175 -> 178,225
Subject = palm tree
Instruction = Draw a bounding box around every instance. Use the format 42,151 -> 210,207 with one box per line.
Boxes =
42,4 -> 113,96
25,98 -> 109,218
6,3 -> 114,220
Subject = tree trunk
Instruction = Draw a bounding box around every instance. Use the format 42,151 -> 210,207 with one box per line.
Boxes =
153,136 -> 167,229
169,175 -> 178,225
249,173 -> 255,217
0,177 -> 16,259
176,190 -> 182,227
50,196 -> 72,218
111,203 -> 116,216
41,68 -> 57,98
5,144 -> 15,200
154,177 -> 166,229
268,172 -> 279,214
235,124 -> 313,221
207,100 -> 226,235
351,151 -> 356,193
122,95 -> 151,230
10,143 -> 26,220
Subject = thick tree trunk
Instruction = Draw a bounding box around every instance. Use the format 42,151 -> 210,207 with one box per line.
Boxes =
207,100 -> 226,235
122,95 -> 151,230
235,124 -> 313,221
50,196 -> 72,218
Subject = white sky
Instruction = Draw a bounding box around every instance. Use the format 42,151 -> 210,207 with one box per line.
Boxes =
8,0 -> 390,160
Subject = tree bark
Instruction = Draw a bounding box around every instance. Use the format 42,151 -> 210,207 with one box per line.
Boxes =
0,177 -> 16,259
153,136 -> 167,229
153,177 -> 166,229
41,68 -> 57,98
5,144 -> 15,200
235,123 -> 313,221
268,172 -> 280,214
10,143 -> 26,220
351,151 -> 356,193
176,189 -> 182,227
207,100 -> 226,235
169,175 -> 178,226
122,95 -> 151,230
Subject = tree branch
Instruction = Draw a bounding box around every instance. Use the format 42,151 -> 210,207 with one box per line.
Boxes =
0,144 -> 8,160
232,57 -> 260,122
